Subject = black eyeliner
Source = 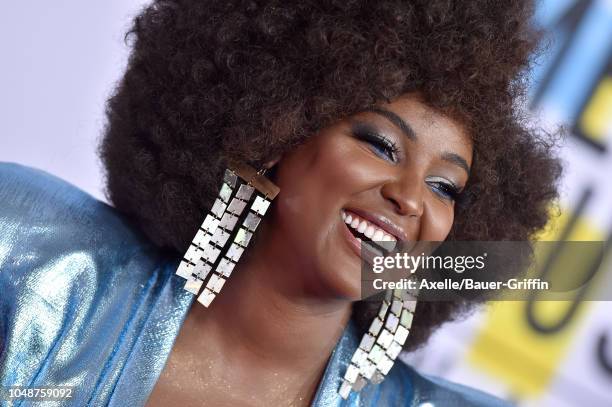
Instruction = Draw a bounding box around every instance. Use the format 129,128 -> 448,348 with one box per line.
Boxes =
351,122 -> 399,160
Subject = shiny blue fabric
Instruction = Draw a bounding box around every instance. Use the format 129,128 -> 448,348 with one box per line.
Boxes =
0,162 -> 512,406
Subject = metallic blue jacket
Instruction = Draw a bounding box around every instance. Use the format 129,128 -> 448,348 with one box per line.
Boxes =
0,162 -> 512,406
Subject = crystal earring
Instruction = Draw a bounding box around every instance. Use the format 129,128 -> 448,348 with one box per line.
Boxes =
175,160 -> 280,307
338,288 -> 418,399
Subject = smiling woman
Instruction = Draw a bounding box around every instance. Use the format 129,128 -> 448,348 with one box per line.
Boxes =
265,95 -> 472,302
0,0 -> 561,406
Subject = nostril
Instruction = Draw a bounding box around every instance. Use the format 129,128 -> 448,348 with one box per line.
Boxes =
381,179 -> 425,218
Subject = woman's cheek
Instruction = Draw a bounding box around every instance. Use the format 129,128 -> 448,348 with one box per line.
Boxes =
327,146 -> 387,192
421,202 -> 455,241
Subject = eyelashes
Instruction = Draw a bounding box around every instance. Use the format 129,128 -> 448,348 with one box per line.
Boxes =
426,178 -> 461,201
352,123 -> 400,162
351,122 -> 463,202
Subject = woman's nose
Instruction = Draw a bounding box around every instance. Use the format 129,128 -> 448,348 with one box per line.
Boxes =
380,176 -> 424,219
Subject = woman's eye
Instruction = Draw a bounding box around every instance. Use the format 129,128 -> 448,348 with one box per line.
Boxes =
353,126 -> 399,162
370,137 -> 398,161
427,179 -> 461,202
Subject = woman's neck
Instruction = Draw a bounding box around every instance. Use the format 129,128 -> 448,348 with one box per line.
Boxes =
178,241 -> 353,404
189,251 -> 352,369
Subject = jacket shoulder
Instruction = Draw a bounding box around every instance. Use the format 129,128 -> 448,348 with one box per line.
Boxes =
0,162 -> 186,398
1,162 -> 128,236
0,162 -> 167,310
0,161 -> 153,256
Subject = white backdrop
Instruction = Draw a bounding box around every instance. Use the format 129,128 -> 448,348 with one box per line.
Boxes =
0,0 -> 150,202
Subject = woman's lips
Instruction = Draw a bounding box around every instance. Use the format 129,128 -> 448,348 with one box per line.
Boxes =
340,211 -> 388,266
343,207 -> 407,242
342,210 -> 397,251
342,216 -> 365,260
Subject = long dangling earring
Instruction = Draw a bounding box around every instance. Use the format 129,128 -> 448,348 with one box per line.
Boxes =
175,160 -> 280,307
338,288 -> 418,399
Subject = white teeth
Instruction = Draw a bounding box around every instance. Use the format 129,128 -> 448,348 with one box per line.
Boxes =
357,220 -> 367,233
364,225 -> 375,238
344,211 -> 399,250
342,211 -> 346,220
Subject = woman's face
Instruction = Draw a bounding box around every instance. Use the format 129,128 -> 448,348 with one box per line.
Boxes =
261,93 -> 472,300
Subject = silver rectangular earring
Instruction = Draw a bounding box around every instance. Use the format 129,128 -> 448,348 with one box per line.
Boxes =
175,168 -> 238,294
338,288 -> 419,399
175,161 -> 279,307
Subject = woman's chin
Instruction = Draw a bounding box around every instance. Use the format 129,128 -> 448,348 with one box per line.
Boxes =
319,264 -> 362,302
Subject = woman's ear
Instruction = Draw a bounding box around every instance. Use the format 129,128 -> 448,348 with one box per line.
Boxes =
263,155 -> 282,170
263,155 -> 282,183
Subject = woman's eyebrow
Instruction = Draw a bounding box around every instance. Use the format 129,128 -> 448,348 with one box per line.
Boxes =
441,152 -> 470,175
365,106 -> 470,176
365,106 -> 417,141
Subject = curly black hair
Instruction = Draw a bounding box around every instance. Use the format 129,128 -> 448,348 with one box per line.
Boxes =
98,0 -> 562,351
